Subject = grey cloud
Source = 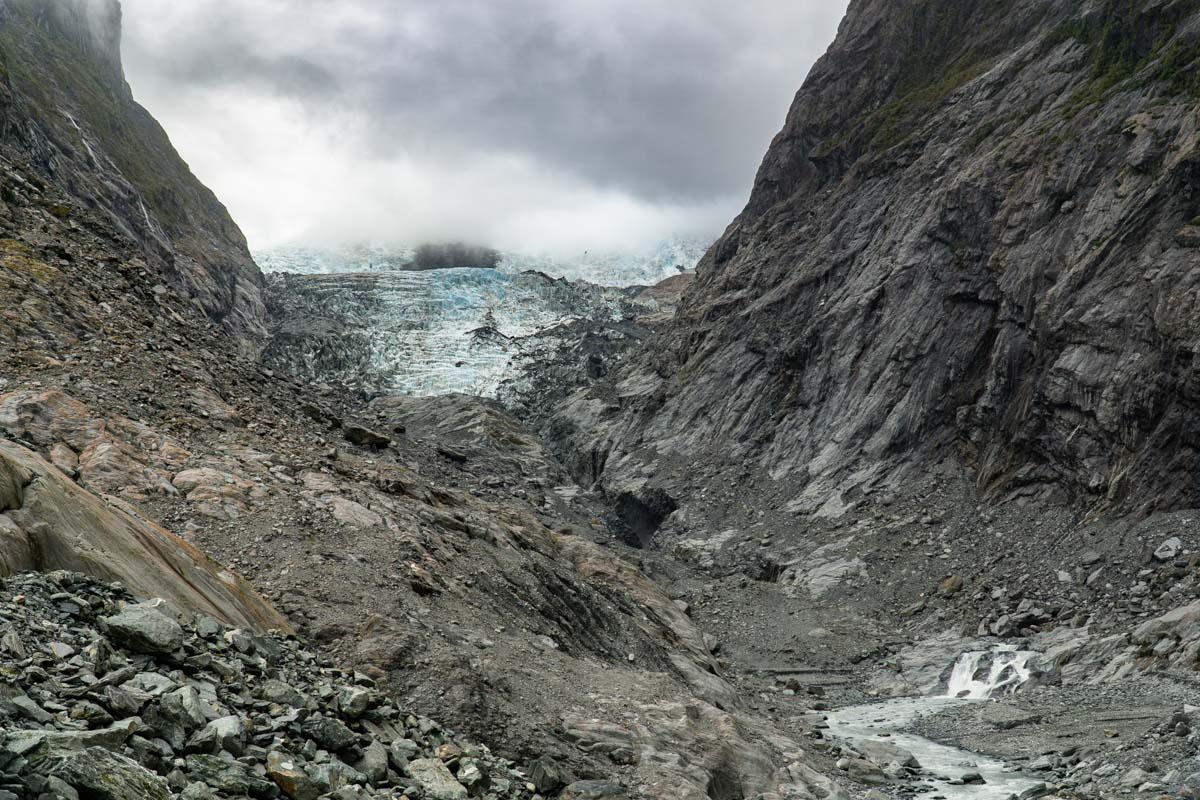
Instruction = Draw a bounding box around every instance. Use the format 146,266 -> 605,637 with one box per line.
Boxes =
119,0 -> 847,248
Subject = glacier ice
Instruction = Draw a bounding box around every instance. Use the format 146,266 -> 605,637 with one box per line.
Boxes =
263,263 -> 671,398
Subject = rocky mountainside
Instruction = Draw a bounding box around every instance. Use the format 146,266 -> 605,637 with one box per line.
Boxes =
4,1 -> 1200,799
0,4 -> 853,799
0,0 -> 265,342
533,0 -> 1200,519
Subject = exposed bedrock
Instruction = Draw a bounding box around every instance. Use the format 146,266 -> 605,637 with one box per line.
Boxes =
519,0 -> 1200,520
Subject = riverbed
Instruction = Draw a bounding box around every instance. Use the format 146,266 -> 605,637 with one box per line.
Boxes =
824,648 -> 1046,799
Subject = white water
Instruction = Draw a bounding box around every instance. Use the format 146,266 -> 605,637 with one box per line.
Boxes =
62,112 -> 100,167
825,648 -> 1044,799
945,646 -> 1035,699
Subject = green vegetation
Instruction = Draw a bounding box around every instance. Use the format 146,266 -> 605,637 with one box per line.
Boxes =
0,0 -> 230,236
1159,39 -> 1200,98
38,200 -> 72,219
0,238 -> 55,282
850,0 -> 1016,152
865,55 -> 993,151
1050,0 -> 1200,116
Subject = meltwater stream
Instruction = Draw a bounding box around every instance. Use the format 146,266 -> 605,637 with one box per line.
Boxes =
825,648 -> 1044,799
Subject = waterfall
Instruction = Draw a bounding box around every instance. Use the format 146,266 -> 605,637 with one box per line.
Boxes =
944,646 -> 1035,699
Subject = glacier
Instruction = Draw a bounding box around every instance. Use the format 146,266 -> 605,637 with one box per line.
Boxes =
259,241 -> 704,398
256,239 -> 708,286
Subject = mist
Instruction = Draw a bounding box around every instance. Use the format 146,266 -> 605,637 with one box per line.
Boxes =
119,0 -> 848,254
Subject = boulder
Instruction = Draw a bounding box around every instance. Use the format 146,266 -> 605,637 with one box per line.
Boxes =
981,703 -> 1042,730
847,739 -> 919,769
102,603 -> 183,656
342,424 -> 391,450
304,715 -> 357,752
562,780 -> 628,799
41,746 -> 170,800
184,754 -> 274,796
0,440 -> 289,634
257,678 -> 307,707
186,715 -> 245,756
1154,537 -> 1183,562
355,740 -> 388,784
407,758 -> 468,800
528,755 -> 568,793
267,751 -> 320,800
337,685 -> 372,718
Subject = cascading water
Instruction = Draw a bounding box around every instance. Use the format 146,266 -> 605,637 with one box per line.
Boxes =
944,646 -> 1036,699
823,647 -> 1044,798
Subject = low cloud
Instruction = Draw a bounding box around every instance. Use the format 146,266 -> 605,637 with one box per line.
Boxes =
120,0 -> 847,252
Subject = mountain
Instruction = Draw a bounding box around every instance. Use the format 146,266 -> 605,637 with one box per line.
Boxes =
5,1 -> 1200,798
536,0 -> 1200,517
0,0 -> 265,342
0,5 -> 849,799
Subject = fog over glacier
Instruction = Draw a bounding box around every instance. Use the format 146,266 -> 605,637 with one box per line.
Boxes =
119,0 -> 847,254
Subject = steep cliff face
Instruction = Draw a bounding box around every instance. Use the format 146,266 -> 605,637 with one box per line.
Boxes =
546,0 -> 1200,517
0,0 -> 265,341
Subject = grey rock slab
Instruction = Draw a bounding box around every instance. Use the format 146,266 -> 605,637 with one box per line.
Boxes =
406,758 -> 468,800
44,746 -> 170,800
562,780 -> 628,799
102,604 -> 183,656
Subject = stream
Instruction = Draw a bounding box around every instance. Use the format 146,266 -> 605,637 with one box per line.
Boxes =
824,648 -> 1046,799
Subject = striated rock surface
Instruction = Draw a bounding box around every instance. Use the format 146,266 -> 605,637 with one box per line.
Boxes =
0,438 -> 288,633
526,0 -> 1200,518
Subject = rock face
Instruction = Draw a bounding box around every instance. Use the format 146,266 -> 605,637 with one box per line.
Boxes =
0,0 -> 265,342
0,438 -> 289,633
533,0 -> 1200,517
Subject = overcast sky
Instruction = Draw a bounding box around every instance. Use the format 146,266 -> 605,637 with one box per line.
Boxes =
120,0 -> 848,253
